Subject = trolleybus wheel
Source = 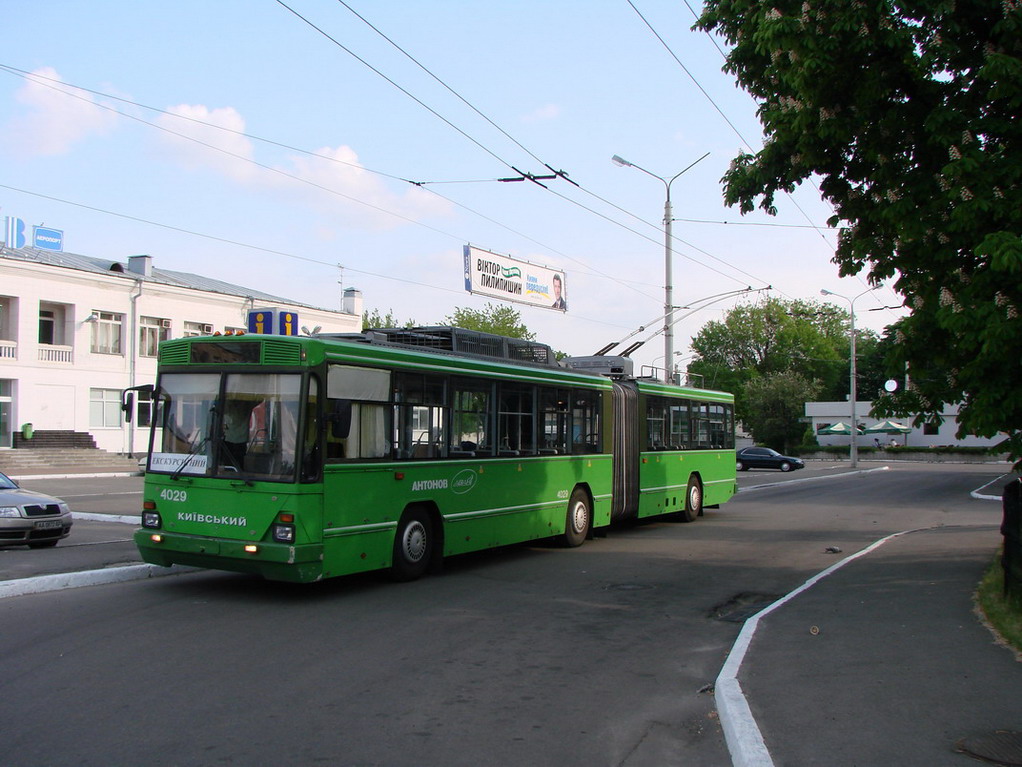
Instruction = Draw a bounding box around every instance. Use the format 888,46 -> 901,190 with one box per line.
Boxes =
391,508 -> 433,581
562,488 -> 591,547
680,476 -> 703,523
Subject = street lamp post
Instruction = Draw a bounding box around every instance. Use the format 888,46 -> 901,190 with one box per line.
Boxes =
613,152 -> 708,383
820,287 -> 879,468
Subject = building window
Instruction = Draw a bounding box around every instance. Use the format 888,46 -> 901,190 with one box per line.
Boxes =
183,321 -> 213,337
39,302 -> 69,345
923,423 -> 939,436
38,310 -> 55,344
91,311 -> 123,355
136,388 -> 160,427
139,316 -> 170,357
90,388 -> 123,427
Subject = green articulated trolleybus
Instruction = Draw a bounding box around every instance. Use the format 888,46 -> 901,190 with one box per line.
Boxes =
125,326 -> 736,583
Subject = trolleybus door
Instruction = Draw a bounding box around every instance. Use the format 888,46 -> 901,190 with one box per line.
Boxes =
610,380 -> 639,521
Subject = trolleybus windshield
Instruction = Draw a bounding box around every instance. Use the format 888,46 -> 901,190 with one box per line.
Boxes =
149,372 -> 304,482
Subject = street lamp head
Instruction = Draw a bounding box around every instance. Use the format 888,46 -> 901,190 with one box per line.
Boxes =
820,289 -> 834,297
611,155 -> 632,168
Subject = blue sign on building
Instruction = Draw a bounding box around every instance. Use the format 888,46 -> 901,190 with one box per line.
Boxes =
247,308 -> 299,336
33,226 -> 64,251
4,217 -> 26,249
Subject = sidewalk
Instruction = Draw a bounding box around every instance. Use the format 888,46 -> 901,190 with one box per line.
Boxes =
734,524 -> 1022,766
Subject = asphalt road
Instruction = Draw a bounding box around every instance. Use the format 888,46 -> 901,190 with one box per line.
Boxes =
0,463 -> 1011,767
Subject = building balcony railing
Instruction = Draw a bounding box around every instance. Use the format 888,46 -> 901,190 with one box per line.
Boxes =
38,344 -> 73,363
0,340 -> 16,360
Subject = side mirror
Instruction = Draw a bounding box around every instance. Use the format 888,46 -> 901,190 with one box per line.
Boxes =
121,384 -> 155,424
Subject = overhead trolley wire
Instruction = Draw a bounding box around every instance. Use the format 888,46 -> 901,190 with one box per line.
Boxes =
0,184 -> 629,333
277,3 -> 779,293
0,63 -> 664,300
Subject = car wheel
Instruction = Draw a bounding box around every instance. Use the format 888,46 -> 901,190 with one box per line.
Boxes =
736,460 -> 746,471
780,461 -> 792,472
390,507 -> 433,581
680,475 -> 703,522
562,488 -> 591,547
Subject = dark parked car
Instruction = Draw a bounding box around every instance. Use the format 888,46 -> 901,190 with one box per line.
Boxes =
0,471 -> 72,548
736,446 -> 805,472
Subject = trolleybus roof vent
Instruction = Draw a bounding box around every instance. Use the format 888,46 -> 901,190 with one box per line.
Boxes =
562,355 -> 634,379
322,326 -> 560,368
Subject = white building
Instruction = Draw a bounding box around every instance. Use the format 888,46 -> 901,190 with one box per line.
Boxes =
0,244 -> 363,455
805,400 -> 1005,448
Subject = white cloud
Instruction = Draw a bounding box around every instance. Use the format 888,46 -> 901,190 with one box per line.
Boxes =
4,67 -> 117,156
155,104 -> 257,181
521,104 -> 561,123
279,144 -> 451,229
153,107 -> 451,229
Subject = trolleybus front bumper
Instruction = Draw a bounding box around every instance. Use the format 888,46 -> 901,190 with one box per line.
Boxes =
134,529 -> 325,583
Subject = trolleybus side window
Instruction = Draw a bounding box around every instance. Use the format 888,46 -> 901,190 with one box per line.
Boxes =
450,379 -> 492,457
670,401 -> 691,449
647,397 -> 669,450
498,384 -> 535,456
571,389 -> 601,454
326,365 -> 391,461
708,403 -> 734,449
393,372 -> 446,460
540,388 -> 571,455
692,402 -> 712,449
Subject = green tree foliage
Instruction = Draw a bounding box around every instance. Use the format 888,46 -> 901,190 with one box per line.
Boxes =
688,297 -> 852,417
362,308 -> 416,330
443,303 -> 536,340
696,0 -> 1022,454
743,371 -> 823,452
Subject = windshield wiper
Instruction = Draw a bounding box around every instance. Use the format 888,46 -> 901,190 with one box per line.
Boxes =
170,436 -> 208,482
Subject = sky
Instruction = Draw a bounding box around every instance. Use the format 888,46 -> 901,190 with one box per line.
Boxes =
0,0 -> 906,374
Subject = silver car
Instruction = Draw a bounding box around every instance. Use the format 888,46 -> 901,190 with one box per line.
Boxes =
0,471 -> 72,548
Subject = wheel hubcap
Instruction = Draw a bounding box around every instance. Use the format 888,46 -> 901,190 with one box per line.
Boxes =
403,521 -> 427,562
571,501 -> 588,533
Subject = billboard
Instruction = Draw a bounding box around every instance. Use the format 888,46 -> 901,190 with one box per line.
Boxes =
463,245 -> 567,312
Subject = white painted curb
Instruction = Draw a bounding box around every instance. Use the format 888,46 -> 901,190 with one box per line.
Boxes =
715,529 -> 917,767
0,563 -> 195,599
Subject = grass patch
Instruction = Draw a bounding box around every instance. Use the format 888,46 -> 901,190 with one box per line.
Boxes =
976,555 -> 1022,655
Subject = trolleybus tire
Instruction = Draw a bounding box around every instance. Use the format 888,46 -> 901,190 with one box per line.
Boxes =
562,488 -> 591,547
680,475 -> 703,522
391,507 -> 433,581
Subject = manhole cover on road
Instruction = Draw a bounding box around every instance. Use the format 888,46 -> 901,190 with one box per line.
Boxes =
955,731 -> 1022,766
708,592 -> 783,623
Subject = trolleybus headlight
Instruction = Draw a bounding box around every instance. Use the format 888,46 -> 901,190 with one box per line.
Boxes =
142,511 -> 162,528
272,523 -> 296,543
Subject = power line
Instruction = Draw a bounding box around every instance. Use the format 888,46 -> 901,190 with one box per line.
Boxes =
625,0 -> 834,248
274,0 -> 525,177
0,64 -> 663,302
0,181 -> 633,331
272,4 -> 782,293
